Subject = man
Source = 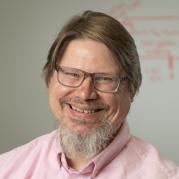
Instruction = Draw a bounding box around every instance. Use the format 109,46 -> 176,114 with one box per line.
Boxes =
0,10 -> 178,179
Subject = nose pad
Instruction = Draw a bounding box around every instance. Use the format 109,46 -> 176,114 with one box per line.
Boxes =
75,77 -> 98,100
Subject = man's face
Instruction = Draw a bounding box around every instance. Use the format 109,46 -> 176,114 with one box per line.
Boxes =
48,39 -> 131,135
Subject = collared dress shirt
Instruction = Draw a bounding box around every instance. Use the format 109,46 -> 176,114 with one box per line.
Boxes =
0,123 -> 178,179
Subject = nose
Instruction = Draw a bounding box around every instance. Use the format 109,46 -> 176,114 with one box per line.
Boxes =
75,77 -> 98,100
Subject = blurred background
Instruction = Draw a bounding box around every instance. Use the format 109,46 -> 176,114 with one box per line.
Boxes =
0,0 -> 178,164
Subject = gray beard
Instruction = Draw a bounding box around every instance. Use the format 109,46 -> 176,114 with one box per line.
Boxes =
58,118 -> 117,160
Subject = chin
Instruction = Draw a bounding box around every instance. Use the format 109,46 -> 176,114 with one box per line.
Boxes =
69,122 -> 99,135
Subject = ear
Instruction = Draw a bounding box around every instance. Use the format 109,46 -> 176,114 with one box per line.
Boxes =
131,97 -> 134,103
127,85 -> 134,103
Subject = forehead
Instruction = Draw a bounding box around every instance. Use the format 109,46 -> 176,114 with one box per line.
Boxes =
58,38 -> 122,74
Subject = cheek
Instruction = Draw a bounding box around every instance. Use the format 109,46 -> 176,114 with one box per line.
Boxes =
106,93 -> 131,123
48,81 -> 72,119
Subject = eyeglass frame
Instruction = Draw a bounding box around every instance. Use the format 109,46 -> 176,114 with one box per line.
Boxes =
54,65 -> 128,93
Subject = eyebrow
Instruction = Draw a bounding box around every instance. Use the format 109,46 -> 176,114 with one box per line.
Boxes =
58,65 -> 121,76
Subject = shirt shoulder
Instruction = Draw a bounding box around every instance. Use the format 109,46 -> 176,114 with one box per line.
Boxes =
128,136 -> 179,179
0,130 -> 58,178
0,130 -> 57,158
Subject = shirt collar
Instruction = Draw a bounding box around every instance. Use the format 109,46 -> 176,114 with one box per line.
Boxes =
91,121 -> 131,177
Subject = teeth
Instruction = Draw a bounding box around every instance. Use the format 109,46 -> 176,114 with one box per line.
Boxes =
71,105 -> 96,114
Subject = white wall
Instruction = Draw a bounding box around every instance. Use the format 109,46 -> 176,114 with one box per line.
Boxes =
0,0 -> 178,164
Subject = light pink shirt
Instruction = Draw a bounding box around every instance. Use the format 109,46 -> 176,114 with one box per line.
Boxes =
0,123 -> 178,179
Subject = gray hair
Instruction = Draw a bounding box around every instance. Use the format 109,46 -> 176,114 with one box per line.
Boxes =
43,10 -> 142,97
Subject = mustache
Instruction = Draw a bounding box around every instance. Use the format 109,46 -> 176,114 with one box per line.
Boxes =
59,96 -> 108,109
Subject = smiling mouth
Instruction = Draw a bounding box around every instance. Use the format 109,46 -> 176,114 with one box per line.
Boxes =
68,104 -> 104,114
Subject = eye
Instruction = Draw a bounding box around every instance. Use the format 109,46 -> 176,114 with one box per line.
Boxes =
64,71 -> 80,78
95,76 -> 116,83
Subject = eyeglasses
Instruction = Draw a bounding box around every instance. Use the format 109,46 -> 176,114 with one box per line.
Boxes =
55,66 -> 128,93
